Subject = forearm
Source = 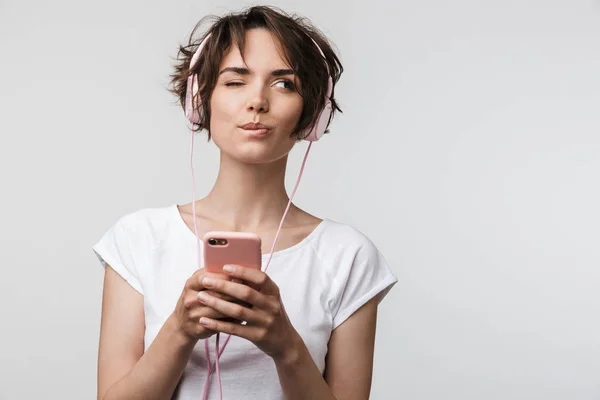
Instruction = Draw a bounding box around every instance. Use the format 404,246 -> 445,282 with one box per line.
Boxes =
103,314 -> 197,400
275,334 -> 337,400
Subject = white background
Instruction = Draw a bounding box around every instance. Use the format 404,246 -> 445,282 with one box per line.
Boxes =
0,0 -> 599,398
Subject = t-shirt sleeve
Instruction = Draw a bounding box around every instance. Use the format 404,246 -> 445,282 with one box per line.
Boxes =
92,215 -> 144,295
330,234 -> 398,330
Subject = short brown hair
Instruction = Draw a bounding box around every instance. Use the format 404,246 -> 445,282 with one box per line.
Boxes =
168,5 -> 343,141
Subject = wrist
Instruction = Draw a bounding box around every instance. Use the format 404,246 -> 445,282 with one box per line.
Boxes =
274,332 -> 307,368
166,314 -> 198,349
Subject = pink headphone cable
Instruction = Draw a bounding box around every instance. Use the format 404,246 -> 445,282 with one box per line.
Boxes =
189,130 -> 313,399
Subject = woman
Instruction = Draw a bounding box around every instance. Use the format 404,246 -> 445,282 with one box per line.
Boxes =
93,5 -> 397,400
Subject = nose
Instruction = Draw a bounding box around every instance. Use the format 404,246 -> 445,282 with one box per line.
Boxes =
246,85 -> 269,113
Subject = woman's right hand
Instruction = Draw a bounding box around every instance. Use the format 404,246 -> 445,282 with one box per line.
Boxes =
172,268 -> 240,341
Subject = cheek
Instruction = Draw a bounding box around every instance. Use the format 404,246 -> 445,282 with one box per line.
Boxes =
210,91 -> 239,126
278,98 -> 304,128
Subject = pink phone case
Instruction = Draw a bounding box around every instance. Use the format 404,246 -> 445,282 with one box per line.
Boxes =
203,231 -> 262,274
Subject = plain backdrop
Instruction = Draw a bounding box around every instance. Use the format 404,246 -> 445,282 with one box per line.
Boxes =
1,0 -> 599,399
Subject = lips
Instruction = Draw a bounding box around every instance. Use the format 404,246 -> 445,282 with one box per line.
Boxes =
239,122 -> 271,130
238,122 -> 272,138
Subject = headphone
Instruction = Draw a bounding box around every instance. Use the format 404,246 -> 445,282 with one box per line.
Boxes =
183,31 -> 334,400
184,32 -> 333,141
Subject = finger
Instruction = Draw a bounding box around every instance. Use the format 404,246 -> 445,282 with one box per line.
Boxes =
199,317 -> 264,341
185,287 -> 242,307
201,276 -> 270,309
222,265 -> 275,294
200,312 -> 242,324
185,270 -> 230,292
197,291 -> 269,324
184,292 -> 234,321
203,289 -> 239,303
187,302 -> 225,320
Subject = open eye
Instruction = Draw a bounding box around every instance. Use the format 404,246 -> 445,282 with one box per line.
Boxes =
274,79 -> 296,91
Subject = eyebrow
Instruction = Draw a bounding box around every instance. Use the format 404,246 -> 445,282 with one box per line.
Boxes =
218,67 -> 296,77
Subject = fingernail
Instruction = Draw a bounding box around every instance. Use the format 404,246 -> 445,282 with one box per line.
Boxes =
197,291 -> 209,302
202,277 -> 215,287
223,265 -> 235,273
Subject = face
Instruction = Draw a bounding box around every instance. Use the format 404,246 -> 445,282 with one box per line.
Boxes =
209,28 -> 303,164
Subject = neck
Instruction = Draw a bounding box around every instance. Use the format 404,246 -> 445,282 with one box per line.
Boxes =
200,151 -> 296,231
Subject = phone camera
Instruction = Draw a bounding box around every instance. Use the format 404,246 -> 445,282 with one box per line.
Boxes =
208,238 -> 217,245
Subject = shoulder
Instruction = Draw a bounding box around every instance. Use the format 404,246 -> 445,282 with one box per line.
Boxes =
111,204 -> 176,246
308,218 -> 391,281
315,219 -> 398,328
115,204 -> 172,225
312,218 -> 381,260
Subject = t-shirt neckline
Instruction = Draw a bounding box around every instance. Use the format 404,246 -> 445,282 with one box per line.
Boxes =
171,204 -> 328,259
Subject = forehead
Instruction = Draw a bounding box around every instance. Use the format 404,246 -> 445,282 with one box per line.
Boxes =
219,28 -> 291,71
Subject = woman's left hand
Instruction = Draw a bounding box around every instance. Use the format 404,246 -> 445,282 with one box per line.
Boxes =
196,265 -> 301,363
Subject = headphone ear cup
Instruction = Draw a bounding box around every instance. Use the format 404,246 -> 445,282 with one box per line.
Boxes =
302,99 -> 332,142
184,33 -> 212,125
185,74 -> 202,124
302,47 -> 334,142
314,100 -> 332,140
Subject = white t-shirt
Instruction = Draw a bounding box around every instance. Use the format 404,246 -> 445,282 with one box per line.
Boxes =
92,204 -> 397,399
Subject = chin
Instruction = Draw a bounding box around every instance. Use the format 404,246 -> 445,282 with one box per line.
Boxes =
213,130 -> 296,164
223,141 -> 293,165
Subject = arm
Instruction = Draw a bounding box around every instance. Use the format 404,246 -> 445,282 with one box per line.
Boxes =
324,294 -> 379,399
275,296 -> 378,400
98,265 -> 197,400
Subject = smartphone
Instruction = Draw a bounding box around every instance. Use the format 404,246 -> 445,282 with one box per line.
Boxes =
203,231 -> 262,291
